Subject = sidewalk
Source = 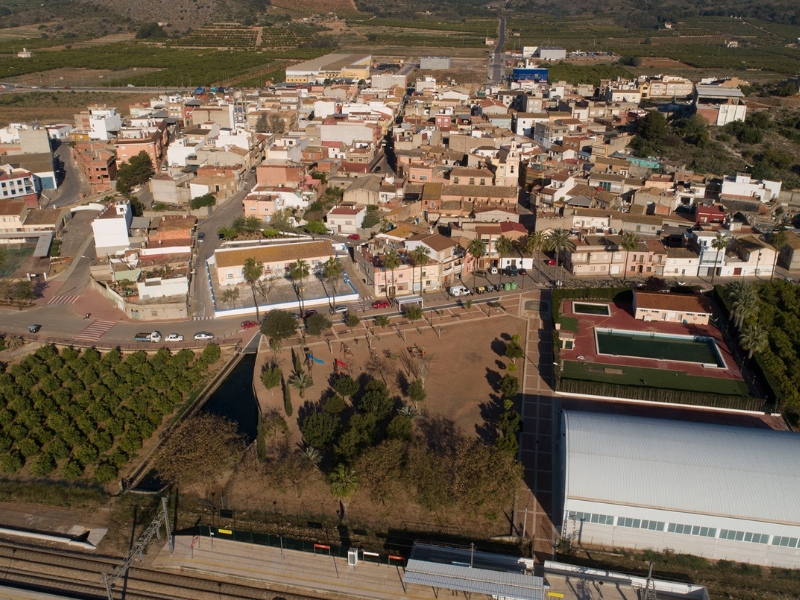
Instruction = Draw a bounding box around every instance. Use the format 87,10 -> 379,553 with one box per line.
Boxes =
154,534 -> 439,600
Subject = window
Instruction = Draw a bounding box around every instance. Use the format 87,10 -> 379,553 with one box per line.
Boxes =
720,530 -> 770,544
568,512 -> 613,525
227,273 -> 233,279
772,537 -> 799,548
668,523 -> 717,537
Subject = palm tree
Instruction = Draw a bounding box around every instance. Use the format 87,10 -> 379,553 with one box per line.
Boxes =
303,446 -> 322,466
290,259 -> 310,314
769,229 -> 788,282
242,257 -> 264,321
329,463 -> 359,521
710,232 -> 728,285
524,231 -> 547,284
546,228 -> 575,285
495,235 -> 514,286
410,246 -> 431,294
289,371 -> 313,398
466,238 -> 487,289
739,324 -> 768,359
619,232 -> 640,282
382,249 -> 401,298
322,256 -> 343,313
727,281 -> 758,329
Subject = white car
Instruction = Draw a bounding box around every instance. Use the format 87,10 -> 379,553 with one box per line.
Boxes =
165,334 -> 184,342
194,331 -> 214,341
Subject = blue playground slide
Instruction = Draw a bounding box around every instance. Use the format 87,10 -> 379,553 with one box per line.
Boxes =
307,353 -> 324,365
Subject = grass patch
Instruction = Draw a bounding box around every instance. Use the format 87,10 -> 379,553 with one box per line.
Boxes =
0,479 -> 108,508
0,248 -> 34,277
562,361 -> 750,396
557,316 -> 579,332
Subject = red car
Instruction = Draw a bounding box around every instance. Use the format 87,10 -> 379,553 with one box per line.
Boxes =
372,299 -> 391,309
545,259 -> 557,266
347,234 -> 361,241
241,320 -> 258,329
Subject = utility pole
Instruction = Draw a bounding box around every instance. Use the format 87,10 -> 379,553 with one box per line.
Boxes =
102,497 -> 172,600
643,561 -> 658,600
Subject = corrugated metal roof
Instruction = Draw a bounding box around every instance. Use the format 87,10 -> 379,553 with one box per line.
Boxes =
404,559 -> 544,600
564,411 -> 800,525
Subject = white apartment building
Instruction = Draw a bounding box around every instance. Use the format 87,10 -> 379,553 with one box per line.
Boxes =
0,165 -> 36,200
92,201 -> 133,254
720,173 -> 781,203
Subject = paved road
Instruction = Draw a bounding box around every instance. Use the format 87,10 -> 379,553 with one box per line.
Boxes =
190,170 -> 257,318
489,16 -> 507,83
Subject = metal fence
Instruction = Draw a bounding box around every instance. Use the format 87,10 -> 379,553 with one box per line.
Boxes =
199,525 -> 405,566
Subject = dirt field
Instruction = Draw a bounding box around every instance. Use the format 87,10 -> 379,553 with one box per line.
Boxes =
0,90 -> 155,126
8,67 -> 162,88
639,57 -> 696,69
237,309 -> 529,539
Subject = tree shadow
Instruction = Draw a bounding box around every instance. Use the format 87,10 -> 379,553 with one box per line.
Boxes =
297,397 -> 325,424
485,367 -> 502,393
416,413 -> 462,454
475,394 -> 503,444
490,337 -> 507,357
396,370 -> 410,396
499,332 -> 512,341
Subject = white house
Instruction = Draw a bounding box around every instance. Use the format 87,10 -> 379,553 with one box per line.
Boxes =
167,137 -> 204,167
720,173 -> 781,203
326,205 -> 366,235
92,201 -> 132,254
663,247 -> 700,278
86,107 -> 123,141
688,229 -> 730,278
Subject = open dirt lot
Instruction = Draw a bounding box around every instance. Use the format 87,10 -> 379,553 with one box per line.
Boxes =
8,67 -> 162,88
237,309 -> 530,539
0,90 -> 154,126
639,57 -> 696,69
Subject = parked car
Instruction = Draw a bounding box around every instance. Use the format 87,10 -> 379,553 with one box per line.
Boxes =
292,309 -> 317,320
193,331 -> 214,341
330,305 -> 348,314
475,285 -> 487,294
372,299 -> 391,309
489,266 -> 499,275
545,259 -> 557,266
449,285 -> 471,297
28,324 -> 41,333
327,228 -> 336,235
240,320 -> 258,329
347,234 -> 361,241
197,232 -> 205,243
135,331 -> 162,343
518,268 -> 527,276
165,334 -> 184,342
506,266 -> 519,277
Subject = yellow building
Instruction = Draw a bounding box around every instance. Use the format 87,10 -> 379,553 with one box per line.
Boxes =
285,53 -> 372,84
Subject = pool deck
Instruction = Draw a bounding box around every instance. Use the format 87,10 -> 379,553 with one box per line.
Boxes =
559,299 -> 743,381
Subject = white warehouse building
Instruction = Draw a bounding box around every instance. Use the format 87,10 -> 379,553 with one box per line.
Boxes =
560,411 -> 800,568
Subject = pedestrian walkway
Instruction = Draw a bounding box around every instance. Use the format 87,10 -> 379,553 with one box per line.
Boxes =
154,535 -> 438,600
74,320 -> 116,342
47,294 -> 80,306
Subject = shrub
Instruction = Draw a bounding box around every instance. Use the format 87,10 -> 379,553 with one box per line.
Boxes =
93,462 -> 118,484
74,444 -> 99,466
108,449 -> 129,468
190,193 -> 216,209
283,380 -> 293,416
405,305 -> 424,321
48,438 -> 70,460
30,453 -> 56,476
202,344 -> 221,364
374,315 -> 390,328
17,438 -> 40,458
0,451 -> 23,473
61,460 -> 84,479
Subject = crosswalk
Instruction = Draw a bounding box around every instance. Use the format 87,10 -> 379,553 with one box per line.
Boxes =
349,297 -> 373,313
74,320 -> 116,343
47,295 -> 80,306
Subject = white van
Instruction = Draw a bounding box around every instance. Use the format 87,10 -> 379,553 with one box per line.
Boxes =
449,285 -> 471,297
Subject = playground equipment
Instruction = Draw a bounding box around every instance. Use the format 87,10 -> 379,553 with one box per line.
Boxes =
407,344 -> 427,358
306,353 -> 324,365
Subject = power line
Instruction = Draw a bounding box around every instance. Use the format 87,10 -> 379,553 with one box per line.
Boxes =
102,496 -> 172,600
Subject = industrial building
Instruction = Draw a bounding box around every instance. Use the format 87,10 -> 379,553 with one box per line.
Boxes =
285,53 -> 372,84
560,411 -> 800,568
420,56 -> 451,70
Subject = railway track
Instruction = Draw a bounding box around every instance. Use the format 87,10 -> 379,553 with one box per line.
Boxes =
0,538 -> 321,600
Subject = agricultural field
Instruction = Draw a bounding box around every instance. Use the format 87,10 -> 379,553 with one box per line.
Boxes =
269,0 -> 358,16
174,25 -> 259,49
259,23 -> 326,50
0,344 -> 221,484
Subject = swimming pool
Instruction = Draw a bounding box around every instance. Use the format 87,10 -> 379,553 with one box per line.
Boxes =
594,328 -> 726,368
573,302 -> 611,316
